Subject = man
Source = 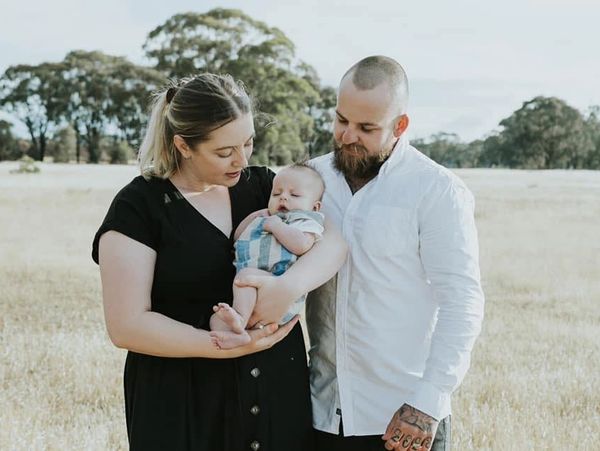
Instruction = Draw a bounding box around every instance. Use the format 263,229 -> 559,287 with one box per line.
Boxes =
306,56 -> 485,450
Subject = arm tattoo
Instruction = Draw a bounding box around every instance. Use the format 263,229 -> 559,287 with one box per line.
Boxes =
397,404 -> 436,434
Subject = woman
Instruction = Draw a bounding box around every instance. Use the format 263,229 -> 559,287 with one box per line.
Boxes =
92,74 -> 346,450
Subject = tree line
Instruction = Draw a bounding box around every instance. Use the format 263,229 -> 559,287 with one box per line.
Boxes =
1,8 -> 599,169
414,100 -> 600,169
0,9 -> 334,166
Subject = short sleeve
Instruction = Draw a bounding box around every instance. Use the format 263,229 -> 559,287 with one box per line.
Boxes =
91,177 -> 159,264
284,211 -> 325,241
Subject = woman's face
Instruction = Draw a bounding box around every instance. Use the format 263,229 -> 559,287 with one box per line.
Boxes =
183,113 -> 255,187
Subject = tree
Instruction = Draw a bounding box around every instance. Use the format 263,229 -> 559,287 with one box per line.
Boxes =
108,63 -> 165,151
307,86 -> 336,158
0,62 -> 67,161
478,133 -> 505,168
414,132 -> 475,168
61,50 -> 163,163
144,9 -> 322,165
0,120 -> 20,161
496,96 -> 593,169
584,106 -> 600,169
144,9 -> 295,77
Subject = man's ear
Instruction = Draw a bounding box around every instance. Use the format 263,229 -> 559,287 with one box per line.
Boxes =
173,135 -> 192,159
393,114 -> 409,138
313,201 -> 322,212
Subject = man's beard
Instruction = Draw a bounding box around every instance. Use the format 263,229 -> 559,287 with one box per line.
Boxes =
332,140 -> 393,181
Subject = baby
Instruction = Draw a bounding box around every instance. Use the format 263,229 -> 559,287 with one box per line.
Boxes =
209,163 -> 325,349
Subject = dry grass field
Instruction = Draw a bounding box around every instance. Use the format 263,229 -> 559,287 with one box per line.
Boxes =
1,162 -> 599,450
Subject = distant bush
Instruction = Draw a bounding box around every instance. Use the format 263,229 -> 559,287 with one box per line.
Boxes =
104,140 -> 134,164
10,155 -> 41,173
51,126 -> 77,163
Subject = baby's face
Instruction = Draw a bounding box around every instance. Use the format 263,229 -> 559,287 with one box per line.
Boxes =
268,168 -> 321,215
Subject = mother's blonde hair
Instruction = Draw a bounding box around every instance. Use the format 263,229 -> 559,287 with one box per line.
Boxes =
138,73 -> 253,179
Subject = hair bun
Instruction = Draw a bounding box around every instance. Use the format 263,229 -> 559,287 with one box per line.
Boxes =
166,87 -> 178,104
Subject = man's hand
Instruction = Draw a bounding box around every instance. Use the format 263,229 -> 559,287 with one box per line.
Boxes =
234,272 -> 302,326
381,404 -> 439,450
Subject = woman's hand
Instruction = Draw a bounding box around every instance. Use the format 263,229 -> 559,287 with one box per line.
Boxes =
227,315 -> 300,357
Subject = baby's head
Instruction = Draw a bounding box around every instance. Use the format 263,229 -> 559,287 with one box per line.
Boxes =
268,163 -> 325,215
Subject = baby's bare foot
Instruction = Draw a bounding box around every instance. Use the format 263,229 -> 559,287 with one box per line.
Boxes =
209,330 -> 251,350
212,303 -> 245,333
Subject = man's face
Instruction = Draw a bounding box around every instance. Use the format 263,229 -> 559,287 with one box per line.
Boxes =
333,78 -> 404,180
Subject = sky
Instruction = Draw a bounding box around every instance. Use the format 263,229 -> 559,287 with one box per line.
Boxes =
1,0 -> 599,141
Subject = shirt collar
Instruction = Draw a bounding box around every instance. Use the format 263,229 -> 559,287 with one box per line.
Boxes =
379,133 -> 409,177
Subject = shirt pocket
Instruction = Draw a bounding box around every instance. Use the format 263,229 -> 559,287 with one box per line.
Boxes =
360,206 -> 413,256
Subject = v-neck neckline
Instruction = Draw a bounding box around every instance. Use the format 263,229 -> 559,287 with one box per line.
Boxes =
166,178 -> 235,240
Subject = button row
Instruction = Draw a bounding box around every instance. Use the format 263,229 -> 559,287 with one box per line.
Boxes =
249,367 -> 261,450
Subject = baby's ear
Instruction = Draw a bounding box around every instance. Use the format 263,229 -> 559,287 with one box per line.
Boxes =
313,201 -> 322,211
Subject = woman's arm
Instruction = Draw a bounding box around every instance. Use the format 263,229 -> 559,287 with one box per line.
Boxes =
99,230 -> 295,358
240,217 -> 348,325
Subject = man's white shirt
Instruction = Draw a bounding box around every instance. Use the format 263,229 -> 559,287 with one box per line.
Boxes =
307,135 -> 485,436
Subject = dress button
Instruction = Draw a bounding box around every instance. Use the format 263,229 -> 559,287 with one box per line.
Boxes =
250,440 -> 260,450
250,367 -> 261,378
250,405 -> 260,415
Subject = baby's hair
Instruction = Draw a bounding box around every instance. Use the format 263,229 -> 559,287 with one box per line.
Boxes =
286,160 -> 325,200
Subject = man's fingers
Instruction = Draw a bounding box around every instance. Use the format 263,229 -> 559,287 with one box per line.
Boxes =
382,424 -> 432,451
382,424 -> 401,450
381,424 -> 396,441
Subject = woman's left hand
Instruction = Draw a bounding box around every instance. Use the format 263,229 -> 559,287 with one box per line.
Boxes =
227,315 -> 300,357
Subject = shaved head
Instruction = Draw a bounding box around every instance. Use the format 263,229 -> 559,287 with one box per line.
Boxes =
342,55 -> 409,114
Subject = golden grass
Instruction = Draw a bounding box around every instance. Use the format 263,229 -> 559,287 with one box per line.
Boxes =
1,162 -> 599,450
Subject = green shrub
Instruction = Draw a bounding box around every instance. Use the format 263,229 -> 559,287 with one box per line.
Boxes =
10,155 -> 41,174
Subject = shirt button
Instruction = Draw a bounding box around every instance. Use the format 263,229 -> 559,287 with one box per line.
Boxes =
250,405 -> 260,415
250,440 -> 260,450
250,367 -> 260,378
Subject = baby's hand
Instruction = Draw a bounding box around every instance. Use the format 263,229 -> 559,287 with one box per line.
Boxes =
262,215 -> 282,232
255,208 -> 270,217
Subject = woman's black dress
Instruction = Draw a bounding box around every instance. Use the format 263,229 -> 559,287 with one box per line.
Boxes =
92,167 -> 314,451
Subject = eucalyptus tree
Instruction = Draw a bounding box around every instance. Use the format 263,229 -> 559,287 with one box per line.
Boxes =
143,8 -> 324,164
496,96 -> 593,169
61,50 -> 163,162
0,62 -> 67,160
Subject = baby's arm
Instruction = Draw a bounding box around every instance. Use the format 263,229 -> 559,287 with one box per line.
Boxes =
263,216 -> 316,255
234,208 -> 269,241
